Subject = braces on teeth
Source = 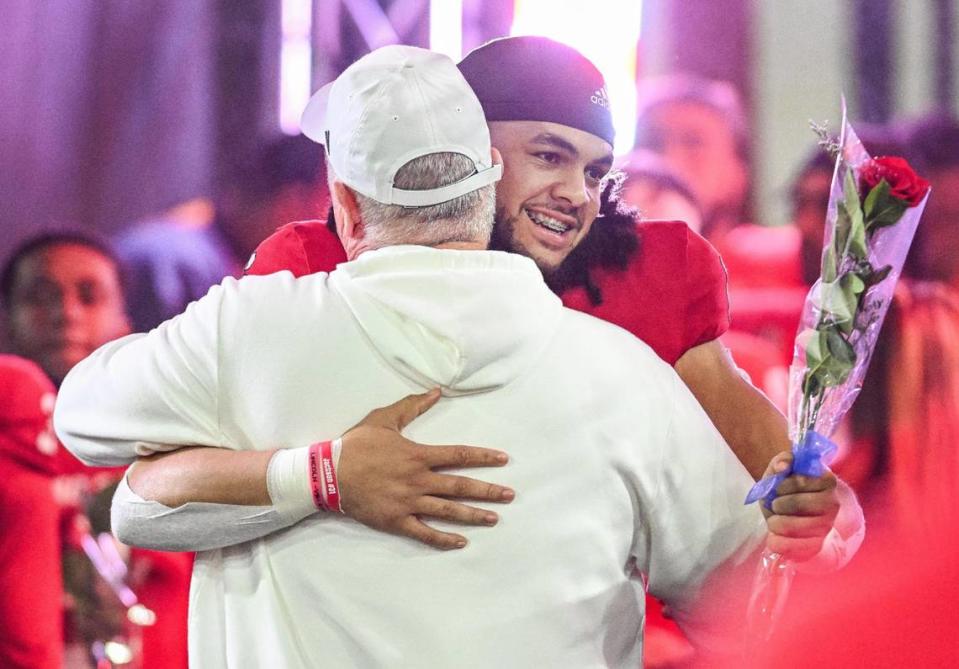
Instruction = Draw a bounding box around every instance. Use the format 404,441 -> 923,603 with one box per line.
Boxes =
527,210 -> 570,232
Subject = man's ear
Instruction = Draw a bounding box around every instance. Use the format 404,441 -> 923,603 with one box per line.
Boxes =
331,181 -> 359,239
491,146 -> 502,167
331,181 -> 366,260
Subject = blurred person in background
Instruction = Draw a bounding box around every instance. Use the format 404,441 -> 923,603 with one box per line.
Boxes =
634,74 -> 751,244
788,147 -> 835,287
116,133 -> 329,331
633,72 -> 811,310
903,112 -> 959,291
115,196 -> 235,333
1,232 -> 130,387
841,282 -> 959,539
615,148 -> 704,233
0,231 -> 191,669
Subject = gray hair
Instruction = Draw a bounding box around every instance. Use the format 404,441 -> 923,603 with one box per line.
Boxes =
333,152 -> 495,249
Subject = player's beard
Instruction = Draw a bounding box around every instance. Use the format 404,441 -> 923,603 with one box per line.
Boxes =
487,206 -> 514,253
489,205 -> 565,279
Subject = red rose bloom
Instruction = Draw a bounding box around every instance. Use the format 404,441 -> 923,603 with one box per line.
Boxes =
859,156 -> 931,206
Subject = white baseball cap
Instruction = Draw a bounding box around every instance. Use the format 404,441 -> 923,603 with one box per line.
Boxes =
300,45 -> 502,207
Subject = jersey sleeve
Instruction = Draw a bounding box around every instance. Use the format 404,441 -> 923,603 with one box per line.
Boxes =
683,228 -> 731,351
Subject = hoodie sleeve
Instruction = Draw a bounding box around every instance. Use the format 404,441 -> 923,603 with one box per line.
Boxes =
634,371 -> 766,638
54,283 -> 226,467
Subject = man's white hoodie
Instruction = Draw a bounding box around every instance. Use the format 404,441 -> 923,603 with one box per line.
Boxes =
55,245 -> 765,668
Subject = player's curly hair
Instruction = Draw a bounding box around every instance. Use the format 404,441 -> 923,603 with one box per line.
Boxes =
544,172 -> 640,305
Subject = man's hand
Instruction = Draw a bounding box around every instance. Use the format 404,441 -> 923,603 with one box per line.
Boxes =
337,388 -> 514,551
760,451 -> 840,561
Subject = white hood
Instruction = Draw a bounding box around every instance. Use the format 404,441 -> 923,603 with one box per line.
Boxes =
328,245 -> 563,395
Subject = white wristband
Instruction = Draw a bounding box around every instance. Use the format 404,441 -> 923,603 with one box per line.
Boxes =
266,441 -> 345,522
266,446 -> 317,524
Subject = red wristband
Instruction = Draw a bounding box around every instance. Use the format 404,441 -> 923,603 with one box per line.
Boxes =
308,441 -> 329,511
319,440 -> 342,513
307,440 -> 342,513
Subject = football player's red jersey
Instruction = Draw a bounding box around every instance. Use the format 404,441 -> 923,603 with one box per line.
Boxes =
246,219 -> 729,365
0,355 -> 62,669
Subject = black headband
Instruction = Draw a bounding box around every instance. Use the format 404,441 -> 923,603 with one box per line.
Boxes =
458,36 -> 615,147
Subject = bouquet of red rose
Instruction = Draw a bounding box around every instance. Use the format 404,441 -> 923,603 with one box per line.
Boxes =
743,102 -> 930,638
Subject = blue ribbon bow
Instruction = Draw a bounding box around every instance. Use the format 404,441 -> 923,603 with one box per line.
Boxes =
745,431 -> 838,508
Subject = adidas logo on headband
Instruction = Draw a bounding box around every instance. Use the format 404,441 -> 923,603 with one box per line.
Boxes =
591,87 -> 610,109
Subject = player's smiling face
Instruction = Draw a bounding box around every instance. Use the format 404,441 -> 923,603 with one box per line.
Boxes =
489,121 -> 613,275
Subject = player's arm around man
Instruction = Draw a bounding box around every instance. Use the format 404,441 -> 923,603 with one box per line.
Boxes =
118,389 -> 514,551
